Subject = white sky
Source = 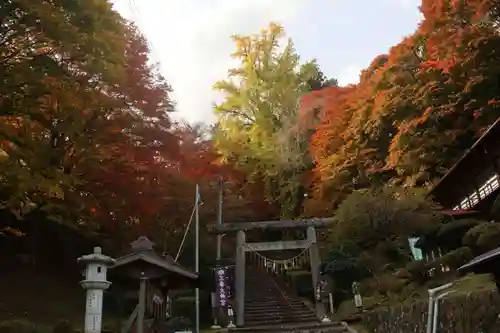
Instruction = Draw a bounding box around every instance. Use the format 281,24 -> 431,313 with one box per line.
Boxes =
112,0 -> 421,124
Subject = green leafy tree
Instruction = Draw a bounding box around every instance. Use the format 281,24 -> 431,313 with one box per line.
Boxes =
321,242 -> 369,297
329,187 -> 442,271
213,23 -> 319,218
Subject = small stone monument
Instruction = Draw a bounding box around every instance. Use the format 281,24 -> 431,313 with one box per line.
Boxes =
352,281 -> 363,311
78,247 -> 116,333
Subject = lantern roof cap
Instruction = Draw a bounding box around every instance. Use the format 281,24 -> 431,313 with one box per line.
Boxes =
77,247 -> 116,266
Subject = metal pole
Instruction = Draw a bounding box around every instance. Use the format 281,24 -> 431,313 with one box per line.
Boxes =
426,294 -> 434,333
432,291 -> 452,333
195,184 -> 200,333
426,282 -> 453,333
212,180 -> 223,329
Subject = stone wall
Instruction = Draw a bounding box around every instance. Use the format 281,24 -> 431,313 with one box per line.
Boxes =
364,290 -> 500,333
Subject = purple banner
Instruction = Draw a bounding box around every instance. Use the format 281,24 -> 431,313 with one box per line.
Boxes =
215,266 -> 228,307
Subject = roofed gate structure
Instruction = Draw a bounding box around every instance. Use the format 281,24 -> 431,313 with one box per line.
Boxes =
210,218 -> 334,328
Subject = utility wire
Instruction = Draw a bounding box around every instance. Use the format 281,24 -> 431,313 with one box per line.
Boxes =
126,0 -> 162,65
174,202 -> 196,261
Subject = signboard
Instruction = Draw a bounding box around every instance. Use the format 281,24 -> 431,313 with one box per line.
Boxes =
315,275 -> 332,301
315,283 -> 322,301
215,266 -> 229,308
408,237 -> 423,260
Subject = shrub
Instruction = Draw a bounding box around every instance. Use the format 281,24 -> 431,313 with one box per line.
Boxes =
463,222 -> 500,253
331,187 -> 442,250
436,246 -> 473,270
292,273 -> 314,299
405,260 -> 430,285
436,219 -> 482,251
364,290 -> 500,333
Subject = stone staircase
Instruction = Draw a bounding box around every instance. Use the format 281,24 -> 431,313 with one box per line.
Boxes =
229,268 -> 349,332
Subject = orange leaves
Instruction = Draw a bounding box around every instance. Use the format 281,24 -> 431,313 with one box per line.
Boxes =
303,86 -> 354,162
301,0 -> 500,202
420,58 -> 453,72
299,85 -> 360,214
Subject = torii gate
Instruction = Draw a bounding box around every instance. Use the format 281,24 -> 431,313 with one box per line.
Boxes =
210,218 -> 333,326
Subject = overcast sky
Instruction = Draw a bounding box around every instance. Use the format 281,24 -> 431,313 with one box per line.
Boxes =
113,0 -> 422,124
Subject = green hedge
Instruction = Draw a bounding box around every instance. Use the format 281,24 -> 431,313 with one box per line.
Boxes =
364,290 -> 500,333
0,320 -> 72,333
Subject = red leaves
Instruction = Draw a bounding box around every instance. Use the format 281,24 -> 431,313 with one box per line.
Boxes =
111,23 -> 174,121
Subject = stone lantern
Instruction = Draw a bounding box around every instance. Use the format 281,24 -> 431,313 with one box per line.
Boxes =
77,247 -> 116,333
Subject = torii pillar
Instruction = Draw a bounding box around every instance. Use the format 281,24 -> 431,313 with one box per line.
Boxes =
235,230 -> 246,326
307,226 -> 325,320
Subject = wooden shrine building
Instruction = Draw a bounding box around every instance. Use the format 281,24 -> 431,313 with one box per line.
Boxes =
429,117 -> 500,219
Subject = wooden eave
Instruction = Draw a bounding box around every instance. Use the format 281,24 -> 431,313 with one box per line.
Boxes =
430,117 -> 500,196
111,251 -> 198,279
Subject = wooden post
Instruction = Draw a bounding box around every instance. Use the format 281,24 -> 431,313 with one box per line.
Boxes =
137,276 -> 147,333
235,230 -> 246,326
307,226 -> 324,320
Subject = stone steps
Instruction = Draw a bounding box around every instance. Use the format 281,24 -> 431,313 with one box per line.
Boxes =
238,268 -> 350,332
242,268 -> 320,327
229,321 -> 349,333
244,316 -> 319,327
245,305 -> 312,313
244,309 -> 318,319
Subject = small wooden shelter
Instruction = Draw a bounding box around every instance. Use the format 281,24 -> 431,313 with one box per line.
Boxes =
110,236 -> 199,333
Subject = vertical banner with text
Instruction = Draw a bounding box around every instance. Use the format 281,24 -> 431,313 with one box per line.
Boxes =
215,266 -> 229,308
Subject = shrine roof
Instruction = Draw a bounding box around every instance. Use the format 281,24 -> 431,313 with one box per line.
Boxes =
110,236 -> 198,280
430,117 -> 500,196
112,251 -> 198,279
441,209 -> 481,217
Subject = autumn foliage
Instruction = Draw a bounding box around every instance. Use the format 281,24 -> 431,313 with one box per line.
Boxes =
0,0 -> 259,253
302,0 -> 500,216
2,0 -> 500,253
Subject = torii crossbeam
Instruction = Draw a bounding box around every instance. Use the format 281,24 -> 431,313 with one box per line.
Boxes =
208,218 -> 334,234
